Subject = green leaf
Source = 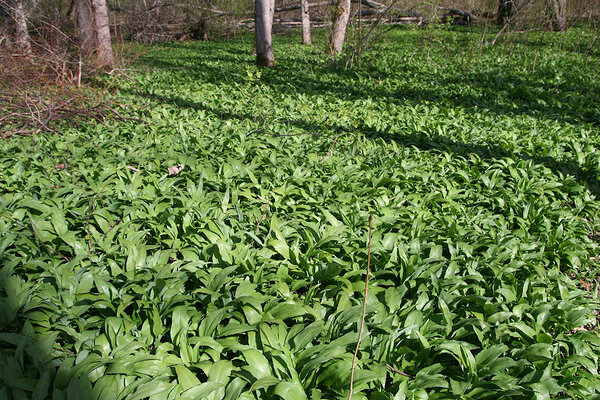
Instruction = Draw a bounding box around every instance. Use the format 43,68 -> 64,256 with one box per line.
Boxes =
241,349 -> 271,380
32,371 -> 51,400
51,209 -> 68,235
274,381 -> 308,400
181,382 -> 224,399
175,365 -> 201,390
475,345 -> 508,369
249,376 -> 281,392
126,381 -> 172,400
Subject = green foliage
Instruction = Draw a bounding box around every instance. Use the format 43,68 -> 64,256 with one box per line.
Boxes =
1,27 -> 600,399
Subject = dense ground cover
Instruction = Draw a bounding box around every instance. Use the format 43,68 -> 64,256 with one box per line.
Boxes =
1,26 -> 600,399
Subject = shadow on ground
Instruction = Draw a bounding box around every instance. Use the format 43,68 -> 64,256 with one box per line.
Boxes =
126,34 -> 600,196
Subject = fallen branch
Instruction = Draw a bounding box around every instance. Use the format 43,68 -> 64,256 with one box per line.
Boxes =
273,0 -> 424,19
386,363 -> 414,379
275,0 -> 333,12
247,128 -> 323,137
0,90 -> 146,138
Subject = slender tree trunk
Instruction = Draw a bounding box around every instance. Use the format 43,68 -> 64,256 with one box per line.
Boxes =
328,0 -> 351,54
255,0 -> 275,66
76,0 -> 96,56
545,0 -> 567,31
496,0 -> 515,26
10,0 -> 32,59
301,0 -> 311,45
91,0 -> 114,66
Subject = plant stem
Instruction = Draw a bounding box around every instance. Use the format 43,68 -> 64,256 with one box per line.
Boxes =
348,214 -> 373,400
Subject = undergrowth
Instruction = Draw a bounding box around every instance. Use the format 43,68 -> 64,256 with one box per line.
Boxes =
1,26 -> 600,399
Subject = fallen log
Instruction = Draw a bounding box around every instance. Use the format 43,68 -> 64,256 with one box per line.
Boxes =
275,0 -> 425,20
439,7 -> 478,25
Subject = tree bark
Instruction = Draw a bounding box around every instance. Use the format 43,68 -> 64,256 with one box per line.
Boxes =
545,0 -> 567,31
76,0 -> 96,56
496,0 -> 515,25
328,0 -> 351,54
301,0 -> 311,45
255,0 -> 275,66
91,0 -> 114,66
10,0 -> 32,59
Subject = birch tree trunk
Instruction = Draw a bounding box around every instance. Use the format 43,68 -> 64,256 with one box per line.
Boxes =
11,0 -> 32,59
328,0 -> 351,54
255,0 -> 275,66
76,0 -> 96,56
545,0 -> 567,31
301,0 -> 311,45
91,0 -> 114,66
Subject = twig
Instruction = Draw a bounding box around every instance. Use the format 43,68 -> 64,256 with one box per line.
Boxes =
101,217 -> 122,241
348,214 -> 373,400
0,90 -> 146,138
5,216 -> 70,262
318,134 -> 338,164
247,128 -> 322,137
490,0 -> 536,46
386,363 -> 414,378
53,346 -> 76,355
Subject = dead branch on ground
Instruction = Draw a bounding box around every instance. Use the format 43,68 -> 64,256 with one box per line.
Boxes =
0,90 -> 144,138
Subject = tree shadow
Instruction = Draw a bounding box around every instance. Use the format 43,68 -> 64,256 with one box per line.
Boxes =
121,87 -> 600,197
136,41 -> 599,128
126,33 -> 600,197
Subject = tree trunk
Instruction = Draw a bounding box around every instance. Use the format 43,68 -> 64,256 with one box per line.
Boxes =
545,0 -> 567,31
301,0 -> 311,45
496,0 -> 515,26
10,0 -> 32,59
76,0 -> 96,56
255,0 -> 275,66
328,0 -> 351,54
91,0 -> 114,67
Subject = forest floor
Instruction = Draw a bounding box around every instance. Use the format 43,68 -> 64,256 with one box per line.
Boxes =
1,26 -> 600,399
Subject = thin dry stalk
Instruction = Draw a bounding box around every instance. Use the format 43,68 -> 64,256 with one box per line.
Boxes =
318,134 -> 338,164
348,213 -> 373,400
490,0 -> 537,46
101,217 -> 123,242
386,363 -> 414,378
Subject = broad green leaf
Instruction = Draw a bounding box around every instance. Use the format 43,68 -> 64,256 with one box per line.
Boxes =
241,349 -> 271,379
274,381 -> 308,400
174,365 -> 201,390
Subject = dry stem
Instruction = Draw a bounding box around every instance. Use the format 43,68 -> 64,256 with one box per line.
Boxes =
348,213 -> 373,400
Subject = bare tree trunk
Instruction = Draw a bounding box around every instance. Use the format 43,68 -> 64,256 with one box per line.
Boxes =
76,0 -> 96,56
545,0 -> 567,31
301,0 -> 311,45
328,0 -> 351,54
10,0 -> 32,59
496,0 -> 515,26
255,0 -> 275,66
91,0 -> 114,66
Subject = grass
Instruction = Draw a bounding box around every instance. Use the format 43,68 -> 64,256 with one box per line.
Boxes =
1,25 -> 600,399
